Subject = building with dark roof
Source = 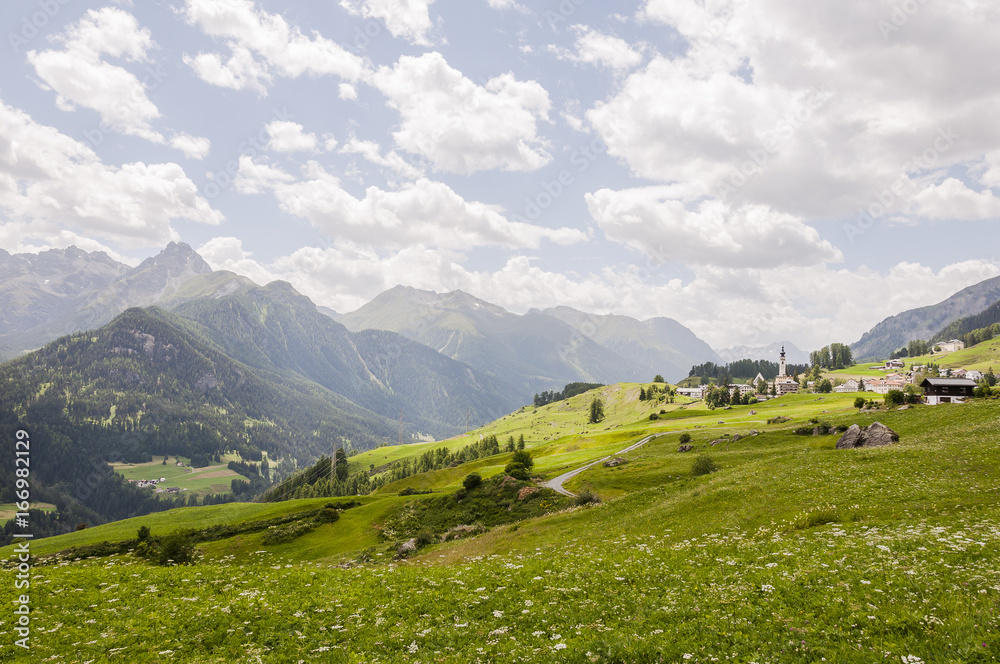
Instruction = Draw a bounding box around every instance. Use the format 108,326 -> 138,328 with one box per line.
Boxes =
920,377 -> 977,405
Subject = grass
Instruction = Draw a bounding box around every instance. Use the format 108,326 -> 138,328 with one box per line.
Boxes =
0,501 -> 55,521
4,387 -> 1000,662
112,456 -> 243,498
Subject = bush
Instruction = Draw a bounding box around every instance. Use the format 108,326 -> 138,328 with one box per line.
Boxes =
854,397 -> 866,409
574,489 -> 601,506
691,455 -> 720,476
314,507 -> 341,524
158,530 -> 196,565
462,472 -> 482,491
648,413 -> 659,420
885,389 -> 905,408
679,433 -> 692,444
504,464 -> 530,481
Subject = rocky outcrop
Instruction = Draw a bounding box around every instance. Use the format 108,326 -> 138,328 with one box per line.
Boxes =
678,444 -> 694,453
835,422 -> 899,449
603,457 -> 627,467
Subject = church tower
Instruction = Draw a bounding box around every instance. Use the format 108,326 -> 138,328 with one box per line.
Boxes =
779,345 -> 787,378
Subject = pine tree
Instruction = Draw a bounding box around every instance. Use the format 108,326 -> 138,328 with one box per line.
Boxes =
517,434 -> 525,450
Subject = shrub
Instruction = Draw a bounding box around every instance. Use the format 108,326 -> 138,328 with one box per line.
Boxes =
462,472 -> 483,491
679,433 -> 692,444
158,530 -> 196,565
648,413 -> 659,420
504,464 -> 530,481
854,397 -> 866,409
574,489 -> 601,506
691,455 -> 720,476
885,389 -> 905,408
314,507 -> 341,524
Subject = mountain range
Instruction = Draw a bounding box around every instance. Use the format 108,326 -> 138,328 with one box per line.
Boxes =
850,274 -> 1000,360
335,286 -> 721,395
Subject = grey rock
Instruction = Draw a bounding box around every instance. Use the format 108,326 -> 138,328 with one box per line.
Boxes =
678,444 -> 694,453
835,422 -> 899,449
835,424 -> 863,449
396,538 -> 418,556
604,457 -> 627,467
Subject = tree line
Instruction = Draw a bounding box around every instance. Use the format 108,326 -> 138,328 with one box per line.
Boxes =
533,382 -> 604,407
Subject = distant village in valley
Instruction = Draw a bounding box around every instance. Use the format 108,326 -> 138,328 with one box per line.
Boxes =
678,339 -> 989,408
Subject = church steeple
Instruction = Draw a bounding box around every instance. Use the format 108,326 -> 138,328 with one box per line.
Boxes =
779,345 -> 787,377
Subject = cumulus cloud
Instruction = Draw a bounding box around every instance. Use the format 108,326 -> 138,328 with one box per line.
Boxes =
196,234 -> 1000,350
234,157 -> 585,250
170,133 -> 212,159
587,186 -> 842,269
0,99 -> 222,250
340,137 -> 424,180
265,121 -> 319,153
587,0 -> 1000,222
27,8 -> 163,143
182,0 -> 368,94
339,0 -> 437,46
372,52 -> 553,174
548,26 -> 644,72
486,0 -> 529,13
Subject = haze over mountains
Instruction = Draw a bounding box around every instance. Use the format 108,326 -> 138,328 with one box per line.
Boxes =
849,274 -> 1000,360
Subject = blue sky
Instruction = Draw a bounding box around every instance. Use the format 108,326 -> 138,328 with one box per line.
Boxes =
2,0 -> 1000,350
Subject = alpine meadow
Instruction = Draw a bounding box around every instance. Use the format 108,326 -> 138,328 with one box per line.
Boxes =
4,0 -> 1000,663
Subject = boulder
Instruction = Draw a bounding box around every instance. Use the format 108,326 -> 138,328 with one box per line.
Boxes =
863,422 -> 899,447
748,410 -> 757,415
397,538 -> 418,556
835,422 -> 899,450
678,444 -> 694,453
731,434 -> 742,442
897,405 -> 911,411
603,457 -> 627,468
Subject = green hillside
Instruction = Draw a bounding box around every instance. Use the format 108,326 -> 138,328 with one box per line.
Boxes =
3,386 -> 1000,662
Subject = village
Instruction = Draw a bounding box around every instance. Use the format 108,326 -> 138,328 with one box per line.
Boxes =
677,343 -> 984,406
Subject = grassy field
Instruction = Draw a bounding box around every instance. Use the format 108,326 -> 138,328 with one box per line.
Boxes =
0,502 -> 55,521
905,339 -> 1000,372
3,387 -> 1000,662
112,456 -> 243,499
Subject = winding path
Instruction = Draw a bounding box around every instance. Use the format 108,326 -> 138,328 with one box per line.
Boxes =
543,432 -> 667,497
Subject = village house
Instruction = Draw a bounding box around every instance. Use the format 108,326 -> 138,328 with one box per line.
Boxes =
966,370 -> 984,381
921,377 -> 977,404
834,378 -> 860,393
936,339 -> 965,353
676,386 -> 703,399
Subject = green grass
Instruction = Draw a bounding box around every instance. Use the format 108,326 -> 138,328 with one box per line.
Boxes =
112,457 -> 243,498
5,388 -> 1000,662
906,339 -> 1000,372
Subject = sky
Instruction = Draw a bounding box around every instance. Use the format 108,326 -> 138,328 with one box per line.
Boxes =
2,0 -> 1000,351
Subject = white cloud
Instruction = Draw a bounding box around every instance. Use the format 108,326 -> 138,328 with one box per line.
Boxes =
170,133 -> 212,159
265,121 -> 318,153
340,137 -> 424,180
549,26 -> 644,72
182,0 -> 368,94
911,178 -> 1000,221
486,0 -> 529,13
199,234 -> 1000,351
27,8 -> 163,143
235,157 -> 585,250
0,99 -> 222,250
588,0 -> 1000,222
587,186 -> 842,268
339,0 -> 436,46
338,83 -> 358,101
372,52 -> 553,174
